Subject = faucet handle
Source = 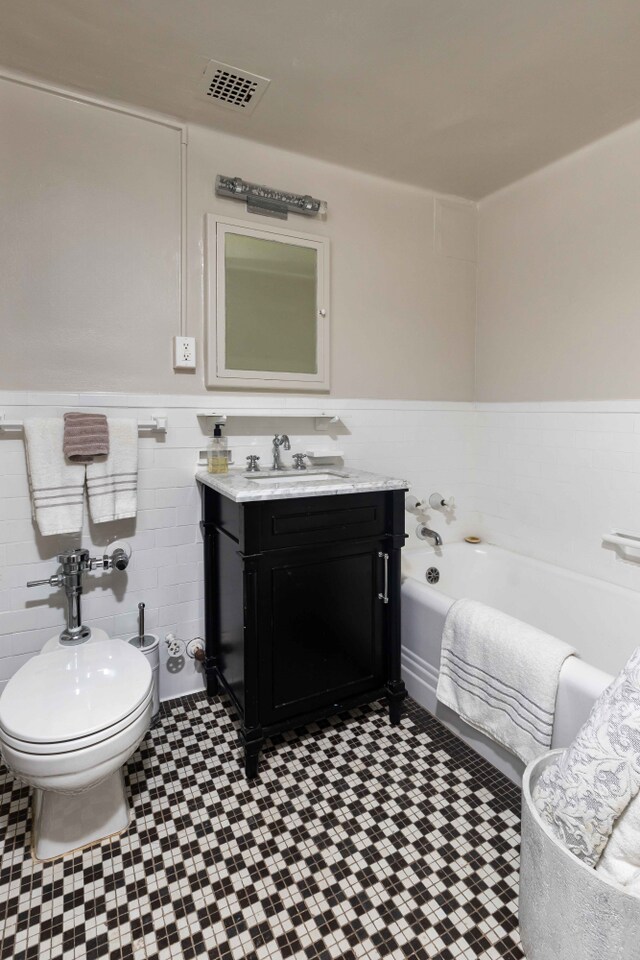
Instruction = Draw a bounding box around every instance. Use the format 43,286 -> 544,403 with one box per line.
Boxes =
27,574 -> 62,588
428,492 -> 453,510
291,453 -> 307,470
246,455 -> 261,472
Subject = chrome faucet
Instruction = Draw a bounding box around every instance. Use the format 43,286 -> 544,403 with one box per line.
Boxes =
420,527 -> 443,547
272,434 -> 290,471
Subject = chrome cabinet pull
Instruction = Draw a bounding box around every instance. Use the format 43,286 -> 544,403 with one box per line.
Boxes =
378,551 -> 389,604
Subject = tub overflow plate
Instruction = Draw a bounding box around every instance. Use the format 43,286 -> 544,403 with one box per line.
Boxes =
426,567 -> 440,584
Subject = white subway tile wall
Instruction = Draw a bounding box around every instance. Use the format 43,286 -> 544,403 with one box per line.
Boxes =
475,404 -> 640,592
4,392 -> 638,702
0,391 -> 478,699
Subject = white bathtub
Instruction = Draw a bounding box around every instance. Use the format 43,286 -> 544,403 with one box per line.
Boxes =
400,542 -> 637,783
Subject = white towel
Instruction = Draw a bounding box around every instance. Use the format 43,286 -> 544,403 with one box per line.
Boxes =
534,646 -> 640,867
86,419 -> 138,523
436,599 -> 575,764
597,791 -> 640,893
23,419 -> 85,536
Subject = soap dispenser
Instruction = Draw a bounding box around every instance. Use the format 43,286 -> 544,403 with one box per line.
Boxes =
207,423 -> 229,474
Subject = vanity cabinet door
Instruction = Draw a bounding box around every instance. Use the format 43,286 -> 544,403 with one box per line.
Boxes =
257,540 -> 387,725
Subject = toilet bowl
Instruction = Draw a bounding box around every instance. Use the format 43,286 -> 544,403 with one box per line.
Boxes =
0,638 -> 153,860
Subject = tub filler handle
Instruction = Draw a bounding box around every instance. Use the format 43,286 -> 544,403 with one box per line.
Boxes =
378,551 -> 389,604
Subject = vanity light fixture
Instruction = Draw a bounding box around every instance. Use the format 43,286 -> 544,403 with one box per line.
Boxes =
215,175 -> 327,221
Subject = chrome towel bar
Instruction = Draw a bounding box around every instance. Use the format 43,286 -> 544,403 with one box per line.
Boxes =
0,412 -> 168,434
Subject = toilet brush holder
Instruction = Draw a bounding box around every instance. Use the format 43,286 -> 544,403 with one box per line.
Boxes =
129,603 -> 160,722
129,634 -> 160,722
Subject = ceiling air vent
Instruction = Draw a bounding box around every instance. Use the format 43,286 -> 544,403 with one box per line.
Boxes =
199,60 -> 270,116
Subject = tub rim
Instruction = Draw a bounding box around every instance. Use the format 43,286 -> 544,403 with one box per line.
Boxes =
402,540 -> 640,602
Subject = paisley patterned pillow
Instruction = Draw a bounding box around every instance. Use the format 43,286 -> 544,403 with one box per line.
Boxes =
534,646 -> 640,866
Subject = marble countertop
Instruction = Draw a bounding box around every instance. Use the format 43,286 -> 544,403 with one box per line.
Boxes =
196,467 -> 409,503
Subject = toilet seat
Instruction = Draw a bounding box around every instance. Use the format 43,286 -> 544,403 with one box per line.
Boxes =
0,688 -> 153,755
0,639 -> 152,746
0,687 -> 153,790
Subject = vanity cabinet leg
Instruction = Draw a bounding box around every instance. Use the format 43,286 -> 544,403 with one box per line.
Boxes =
206,666 -> 219,697
386,680 -> 407,726
389,699 -> 402,725
243,730 -> 264,780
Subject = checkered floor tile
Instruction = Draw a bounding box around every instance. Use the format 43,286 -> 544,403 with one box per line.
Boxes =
0,694 -> 524,959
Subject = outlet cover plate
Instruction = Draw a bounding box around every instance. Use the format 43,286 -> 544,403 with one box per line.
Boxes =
173,336 -> 196,370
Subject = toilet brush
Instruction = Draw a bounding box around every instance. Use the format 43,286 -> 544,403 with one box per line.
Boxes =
129,602 -> 155,649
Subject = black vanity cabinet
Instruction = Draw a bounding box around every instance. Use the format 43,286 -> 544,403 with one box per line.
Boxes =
200,485 -> 407,777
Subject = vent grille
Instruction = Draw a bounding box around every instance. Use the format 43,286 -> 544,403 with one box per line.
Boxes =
200,60 -> 270,116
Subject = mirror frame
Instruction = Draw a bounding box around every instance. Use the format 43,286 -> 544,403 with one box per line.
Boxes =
206,214 -> 330,390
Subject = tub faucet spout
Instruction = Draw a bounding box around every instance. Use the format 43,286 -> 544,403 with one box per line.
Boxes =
420,527 -> 443,547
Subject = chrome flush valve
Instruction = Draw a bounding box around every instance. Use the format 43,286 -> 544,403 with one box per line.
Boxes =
27,544 -> 131,645
90,546 -> 130,572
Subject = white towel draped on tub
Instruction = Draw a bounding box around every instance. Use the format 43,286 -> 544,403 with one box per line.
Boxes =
24,419 -> 85,535
86,419 -> 138,523
436,599 -> 575,764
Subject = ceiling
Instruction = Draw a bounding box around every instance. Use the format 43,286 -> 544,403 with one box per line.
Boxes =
3,0 -> 640,199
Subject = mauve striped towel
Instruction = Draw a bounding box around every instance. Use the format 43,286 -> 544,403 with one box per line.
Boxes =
63,412 -> 109,463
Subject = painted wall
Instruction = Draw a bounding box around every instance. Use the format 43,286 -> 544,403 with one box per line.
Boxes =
187,125 -> 477,400
0,78 -> 183,395
0,74 -> 477,401
476,116 -> 640,401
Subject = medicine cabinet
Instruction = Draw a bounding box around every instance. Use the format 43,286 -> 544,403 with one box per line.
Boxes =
206,215 -> 330,390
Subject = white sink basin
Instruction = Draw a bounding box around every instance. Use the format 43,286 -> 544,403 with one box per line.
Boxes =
244,471 -> 349,485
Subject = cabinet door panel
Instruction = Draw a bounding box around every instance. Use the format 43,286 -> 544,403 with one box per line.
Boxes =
259,544 -> 384,723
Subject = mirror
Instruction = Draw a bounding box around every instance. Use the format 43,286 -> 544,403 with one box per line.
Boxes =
224,233 -> 317,374
206,216 -> 330,390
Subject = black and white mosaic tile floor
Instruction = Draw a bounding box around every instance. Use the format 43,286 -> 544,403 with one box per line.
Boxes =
0,694 -> 524,960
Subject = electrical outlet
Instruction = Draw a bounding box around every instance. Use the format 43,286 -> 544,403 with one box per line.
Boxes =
173,336 -> 196,370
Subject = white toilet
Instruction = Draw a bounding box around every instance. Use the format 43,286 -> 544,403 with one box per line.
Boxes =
0,637 -> 153,860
